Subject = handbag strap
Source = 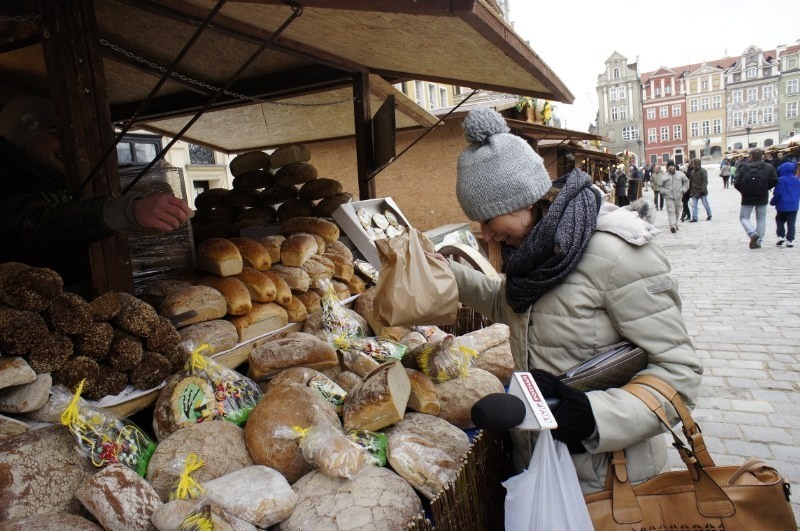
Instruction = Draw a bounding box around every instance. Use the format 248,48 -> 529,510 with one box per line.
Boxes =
624,375 -> 715,468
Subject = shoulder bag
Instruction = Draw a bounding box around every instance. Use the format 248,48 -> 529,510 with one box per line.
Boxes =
584,375 -> 795,530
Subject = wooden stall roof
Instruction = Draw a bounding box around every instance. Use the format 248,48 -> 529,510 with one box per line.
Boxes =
538,138 -> 618,160
1,0 -> 574,153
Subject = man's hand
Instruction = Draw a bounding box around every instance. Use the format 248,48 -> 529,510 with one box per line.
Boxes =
132,194 -> 192,232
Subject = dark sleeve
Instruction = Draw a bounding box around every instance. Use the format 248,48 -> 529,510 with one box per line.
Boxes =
768,165 -> 779,189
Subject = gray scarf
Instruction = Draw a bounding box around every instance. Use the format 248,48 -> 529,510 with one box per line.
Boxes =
503,169 -> 600,313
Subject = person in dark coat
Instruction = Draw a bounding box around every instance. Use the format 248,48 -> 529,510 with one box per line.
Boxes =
734,148 -> 779,249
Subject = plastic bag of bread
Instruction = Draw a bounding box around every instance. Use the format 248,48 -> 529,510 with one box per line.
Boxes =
307,372 -> 347,414
169,342 -> 263,427
54,381 -> 157,476
336,336 -> 407,364
348,429 -> 388,467
319,278 -> 366,343
413,334 -> 478,383
274,422 -> 371,479
166,452 -> 206,501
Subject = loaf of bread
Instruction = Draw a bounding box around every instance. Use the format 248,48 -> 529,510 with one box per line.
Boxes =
140,279 -> 192,308
295,290 -> 322,314
228,237 -> 272,271
307,254 -> 335,278
235,267 -> 277,303
405,369 -> 440,415
229,151 -> 270,177
461,323 -> 511,352
342,274 -> 365,295
159,286 -> 228,327
262,271 -> 292,306
324,240 -> 354,261
322,252 -> 354,281
195,276 -> 252,316
258,235 -> 285,264
194,188 -> 230,210
298,178 -> 343,201
274,163 -> 318,187
277,199 -> 315,221
248,331 -> 337,381
473,340 -> 514,386
280,217 -> 340,244
224,189 -> 259,208
314,192 -> 353,218
232,169 -> 272,190
301,257 -> 332,285
436,368 -> 504,428
270,264 -> 311,292
340,350 -> 380,378
280,233 -> 318,267
178,319 -> 239,354
343,360 -> 410,432
284,295 -> 308,323
258,185 -> 298,206
196,238 -> 244,277
269,145 -> 310,168
331,280 -> 351,301
226,302 -> 289,342
235,205 -> 277,225
307,233 -> 326,255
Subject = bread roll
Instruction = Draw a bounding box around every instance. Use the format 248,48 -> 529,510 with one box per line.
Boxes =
343,360 -> 410,432
301,257 -> 332,285
227,302 -> 289,342
280,233 -> 318,267
230,151 -> 270,177
298,178 -> 343,201
235,267 -> 277,303
248,332 -> 337,381
228,237 -> 272,271
262,271 -> 292,306
284,295 -> 308,323
194,188 -> 230,210
274,163 -> 318,187
196,238 -> 243,277
277,199 -> 315,221
405,369 -> 440,415
269,145 -> 310,168
295,290 -> 321,314
270,264 -> 311,292
258,235 -> 285,264
314,192 -> 353,217
232,169 -> 272,190
325,240 -> 354,261
307,254 -> 335,278
308,233 -> 325,255
159,286 -> 228,327
342,274 -> 365,295
322,252 -> 354,281
195,276 -> 252,316
280,217 -> 340,244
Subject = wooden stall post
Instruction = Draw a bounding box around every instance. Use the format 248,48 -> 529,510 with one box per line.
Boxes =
353,72 -> 376,199
37,0 -> 134,295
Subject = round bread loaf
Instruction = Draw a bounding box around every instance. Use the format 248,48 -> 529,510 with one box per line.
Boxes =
436,368 -> 504,428
229,151 -> 270,177
298,178 -> 343,201
3,267 -> 63,312
46,292 -> 93,335
194,188 -> 231,210
232,169 -> 272,191
274,163 -> 318,187
129,351 -> 172,390
258,185 -> 298,206
28,331 -> 73,373
248,332 -> 337,381
279,216 -> 340,244
269,144 -> 310,168
224,189 -> 259,208
236,205 -> 277,224
314,192 -> 353,217
113,292 -> 160,337
277,199 -> 315,221
0,308 -> 48,356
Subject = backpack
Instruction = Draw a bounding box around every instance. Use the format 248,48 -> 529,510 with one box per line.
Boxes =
738,164 -> 767,195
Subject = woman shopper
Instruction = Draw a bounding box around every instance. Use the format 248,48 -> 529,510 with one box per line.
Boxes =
650,164 -> 665,210
444,108 -> 701,494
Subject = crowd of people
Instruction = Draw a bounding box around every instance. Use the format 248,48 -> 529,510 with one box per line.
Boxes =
604,149 -> 800,248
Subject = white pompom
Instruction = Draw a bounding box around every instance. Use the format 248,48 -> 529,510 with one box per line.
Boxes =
463,107 -> 510,143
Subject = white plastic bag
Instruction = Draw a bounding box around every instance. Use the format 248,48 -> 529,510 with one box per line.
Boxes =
502,430 -> 593,531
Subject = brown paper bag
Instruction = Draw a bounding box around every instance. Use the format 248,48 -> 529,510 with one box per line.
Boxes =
374,228 -> 458,326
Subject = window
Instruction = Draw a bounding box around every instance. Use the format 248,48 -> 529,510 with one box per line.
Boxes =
439,87 -> 448,108
690,122 -> 699,136
647,108 -> 656,120
701,120 -> 710,136
733,90 -> 742,104
116,134 -> 161,165
689,99 -> 698,112
613,67 -> 621,79
673,125 -> 682,140
672,104 -> 681,117
655,87 -> 661,96
763,86 -> 774,99
659,106 -> 668,118
661,153 -> 670,163
665,85 -> 671,95
622,126 -> 639,141
712,95 -> 722,109
764,138 -> 774,147
611,107 -> 619,121
788,80 -> 799,94
746,66 -> 757,79
427,83 -> 437,110
619,106 -> 627,120
700,98 -> 710,111
660,126 -> 669,141
648,128 -> 657,142
701,80 -> 709,90
763,107 -> 774,123
733,111 -> 743,127
748,109 -> 758,125
747,88 -> 758,102
193,180 -> 210,200
188,144 -> 215,165
618,86 -> 626,99
610,87 -> 617,100
713,119 -> 722,134
788,102 -> 799,119
414,80 -> 424,106
788,58 -> 798,70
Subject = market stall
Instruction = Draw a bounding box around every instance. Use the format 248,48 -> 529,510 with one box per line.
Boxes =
1,1 -> 574,529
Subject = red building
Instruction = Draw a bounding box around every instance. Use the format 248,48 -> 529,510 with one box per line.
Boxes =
641,66 -> 691,166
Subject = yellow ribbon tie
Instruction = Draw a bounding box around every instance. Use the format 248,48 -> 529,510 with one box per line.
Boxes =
333,334 -> 349,349
174,453 -> 206,500
189,343 -> 214,373
179,510 -> 215,531
292,425 -> 310,440
457,346 -> 479,378
60,379 -> 86,427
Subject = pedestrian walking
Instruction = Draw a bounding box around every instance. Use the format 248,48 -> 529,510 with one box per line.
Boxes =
616,167 -> 630,207
689,158 -> 712,221
734,148 -> 779,249
651,164 -> 665,210
770,161 -> 800,248
680,163 -> 692,222
659,160 -> 689,233
720,159 -> 732,189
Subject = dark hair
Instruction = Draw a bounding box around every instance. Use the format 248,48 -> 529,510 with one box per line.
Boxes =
666,160 -> 676,167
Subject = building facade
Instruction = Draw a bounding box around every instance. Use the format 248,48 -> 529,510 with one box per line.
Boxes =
725,46 -> 780,152
641,67 -> 688,166
778,43 -> 800,143
685,63 -> 729,160
596,52 -> 644,166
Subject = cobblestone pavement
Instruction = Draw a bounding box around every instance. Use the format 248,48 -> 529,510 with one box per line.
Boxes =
640,161 -> 799,526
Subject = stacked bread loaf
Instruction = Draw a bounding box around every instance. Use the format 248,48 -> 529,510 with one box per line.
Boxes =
0,262 -> 185,402
191,145 -> 352,243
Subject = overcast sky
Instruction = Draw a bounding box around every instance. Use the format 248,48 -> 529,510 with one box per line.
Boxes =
507,0 -> 799,133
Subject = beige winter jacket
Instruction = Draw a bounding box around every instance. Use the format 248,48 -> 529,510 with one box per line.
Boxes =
449,208 -> 702,494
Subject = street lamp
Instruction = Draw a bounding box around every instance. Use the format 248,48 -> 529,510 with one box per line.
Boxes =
746,126 -> 751,148
637,139 -> 642,165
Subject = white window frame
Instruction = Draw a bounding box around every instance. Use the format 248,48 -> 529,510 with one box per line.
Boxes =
713,119 -> 722,134
659,106 -> 668,118
700,97 -> 710,111
673,125 -> 682,140
747,88 -> 758,102
746,66 -> 757,79
733,90 -> 743,104
665,85 -> 672,95
787,80 -> 799,94
610,86 -> 617,100
672,104 -> 681,117
427,83 -> 437,110
414,80 -> 424,106
648,128 -> 657,142
763,107 -> 774,123
701,80 -> 709,90
439,87 -> 448,108
788,102 -> 799,119
712,95 -> 722,109
763,86 -> 774,100
689,99 -> 698,112
733,111 -> 744,127
660,126 -> 669,141
701,120 -> 710,136
690,122 -> 699,136
748,109 -> 758,125
619,106 -> 627,120
619,85 -> 626,99
613,67 -> 621,79
647,108 -> 656,120
611,107 -> 619,121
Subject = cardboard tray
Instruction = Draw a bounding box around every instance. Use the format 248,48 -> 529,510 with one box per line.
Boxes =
331,197 -> 412,269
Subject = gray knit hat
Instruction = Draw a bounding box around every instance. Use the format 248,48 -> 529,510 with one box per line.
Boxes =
0,97 -> 56,150
456,107 -> 551,222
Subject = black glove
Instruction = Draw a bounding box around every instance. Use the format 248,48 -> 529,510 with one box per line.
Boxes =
530,369 -> 596,454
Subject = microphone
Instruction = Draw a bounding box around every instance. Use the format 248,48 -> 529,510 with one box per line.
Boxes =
471,393 -> 560,431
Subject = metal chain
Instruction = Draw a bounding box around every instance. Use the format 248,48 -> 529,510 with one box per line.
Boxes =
99,38 -> 353,107
0,14 -> 40,22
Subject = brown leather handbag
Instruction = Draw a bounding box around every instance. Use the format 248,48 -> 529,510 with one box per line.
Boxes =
584,375 -> 795,530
